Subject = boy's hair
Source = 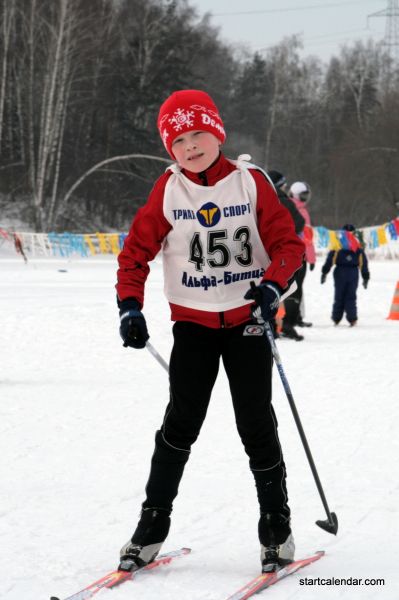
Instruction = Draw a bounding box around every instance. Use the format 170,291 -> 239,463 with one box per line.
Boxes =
157,90 -> 226,158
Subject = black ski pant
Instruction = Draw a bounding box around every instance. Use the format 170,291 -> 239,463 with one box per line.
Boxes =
143,321 -> 290,518
332,267 -> 359,323
283,260 -> 307,327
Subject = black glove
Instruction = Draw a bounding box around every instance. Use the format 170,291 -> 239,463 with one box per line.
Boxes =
244,281 -> 281,322
119,299 -> 149,349
309,263 -> 315,272
362,279 -> 368,289
321,273 -> 327,284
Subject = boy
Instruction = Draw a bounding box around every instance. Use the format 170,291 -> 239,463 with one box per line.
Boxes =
267,171 -> 305,236
115,90 -> 305,573
268,172 -> 306,341
321,224 -> 370,326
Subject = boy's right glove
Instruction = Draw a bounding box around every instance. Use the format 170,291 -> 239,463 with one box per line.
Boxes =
244,281 -> 281,322
362,279 -> 369,289
321,273 -> 327,284
119,299 -> 149,349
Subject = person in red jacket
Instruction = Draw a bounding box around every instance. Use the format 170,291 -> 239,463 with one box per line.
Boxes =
283,181 -> 316,335
116,90 -> 305,574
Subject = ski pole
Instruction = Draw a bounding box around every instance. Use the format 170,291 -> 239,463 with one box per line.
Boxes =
251,288 -> 338,535
146,341 -> 169,373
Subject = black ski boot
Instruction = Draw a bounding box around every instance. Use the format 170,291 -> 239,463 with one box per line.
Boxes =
296,319 -> 312,328
118,507 -> 171,571
259,512 -> 295,573
281,324 -> 304,341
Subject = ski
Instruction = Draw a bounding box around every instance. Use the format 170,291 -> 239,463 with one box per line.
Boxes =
226,550 -> 325,600
50,547 -> 191,600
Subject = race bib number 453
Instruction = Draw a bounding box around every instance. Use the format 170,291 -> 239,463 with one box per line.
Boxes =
189,227 -> 252,271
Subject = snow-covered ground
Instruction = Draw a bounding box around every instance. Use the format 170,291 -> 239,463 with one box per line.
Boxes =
1,254 -> 398,600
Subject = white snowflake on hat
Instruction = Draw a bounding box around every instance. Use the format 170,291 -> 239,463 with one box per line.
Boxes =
169,108 -> 195,131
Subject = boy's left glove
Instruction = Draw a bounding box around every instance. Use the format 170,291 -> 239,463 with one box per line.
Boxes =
244,281 -> 281,322
119,299 -> 149,349
362,278 -> 369,289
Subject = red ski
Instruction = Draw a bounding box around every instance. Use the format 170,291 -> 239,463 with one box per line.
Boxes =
50,547 -> 191,600
226,550 -> 325,600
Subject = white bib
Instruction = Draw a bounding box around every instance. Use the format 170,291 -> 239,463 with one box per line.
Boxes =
162,157 -> 271,312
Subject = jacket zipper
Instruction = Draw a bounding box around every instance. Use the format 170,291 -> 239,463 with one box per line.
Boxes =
201,169 -> 221,324
198,171 -> 208,186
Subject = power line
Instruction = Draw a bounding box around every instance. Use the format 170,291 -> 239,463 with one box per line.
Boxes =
253,27 -> 372,53
211,1 -> 382,18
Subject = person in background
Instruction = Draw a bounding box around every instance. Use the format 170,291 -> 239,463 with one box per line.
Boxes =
321,224 -> 369,326
115,89 -> 305,575
288,181 -> 316,329
267,171 -> 305,236
267,170 -> 305,340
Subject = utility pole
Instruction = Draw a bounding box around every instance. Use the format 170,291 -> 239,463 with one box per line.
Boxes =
368,0 -> 399,61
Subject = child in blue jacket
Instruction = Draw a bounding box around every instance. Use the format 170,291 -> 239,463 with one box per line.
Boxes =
321,224 -> 369,326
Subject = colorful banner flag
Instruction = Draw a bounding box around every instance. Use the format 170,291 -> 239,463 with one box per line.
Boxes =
2,216 -> 399,258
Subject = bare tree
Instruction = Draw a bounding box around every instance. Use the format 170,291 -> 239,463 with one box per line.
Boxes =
0,0 -> 16,154
10,0 -> 116,230
262,37 -> 303,167
339,41 -> 381,132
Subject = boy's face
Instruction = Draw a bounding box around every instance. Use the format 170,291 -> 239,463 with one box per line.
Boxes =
171,130 -> 221,172
299,191 -> 311,203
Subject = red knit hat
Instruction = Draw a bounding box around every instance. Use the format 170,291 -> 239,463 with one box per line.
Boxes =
157,90 -> 226,158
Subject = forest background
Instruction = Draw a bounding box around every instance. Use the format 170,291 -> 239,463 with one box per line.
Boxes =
1,0 -> 399,232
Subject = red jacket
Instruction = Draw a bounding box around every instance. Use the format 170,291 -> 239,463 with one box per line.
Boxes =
116,154 -> 305,328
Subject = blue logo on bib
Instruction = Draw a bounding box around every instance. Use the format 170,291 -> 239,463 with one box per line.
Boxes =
196,202 -> 221,228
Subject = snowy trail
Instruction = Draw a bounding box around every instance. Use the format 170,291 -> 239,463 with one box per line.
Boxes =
0,256 -> 398,599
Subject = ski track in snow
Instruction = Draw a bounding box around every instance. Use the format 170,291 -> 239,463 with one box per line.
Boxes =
0,255 -> 398,599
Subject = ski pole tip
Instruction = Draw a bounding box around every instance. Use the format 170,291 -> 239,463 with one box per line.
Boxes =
316,512 -> 338,535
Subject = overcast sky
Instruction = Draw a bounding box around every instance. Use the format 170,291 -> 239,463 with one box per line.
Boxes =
192,0 -> 390,63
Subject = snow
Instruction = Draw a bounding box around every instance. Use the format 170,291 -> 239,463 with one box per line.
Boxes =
1,254 -> 398,600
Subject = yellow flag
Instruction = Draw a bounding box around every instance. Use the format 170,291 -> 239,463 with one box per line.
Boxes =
377,226 -> 387,246
84,234 -> 97,255
329,230 -> 341,250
